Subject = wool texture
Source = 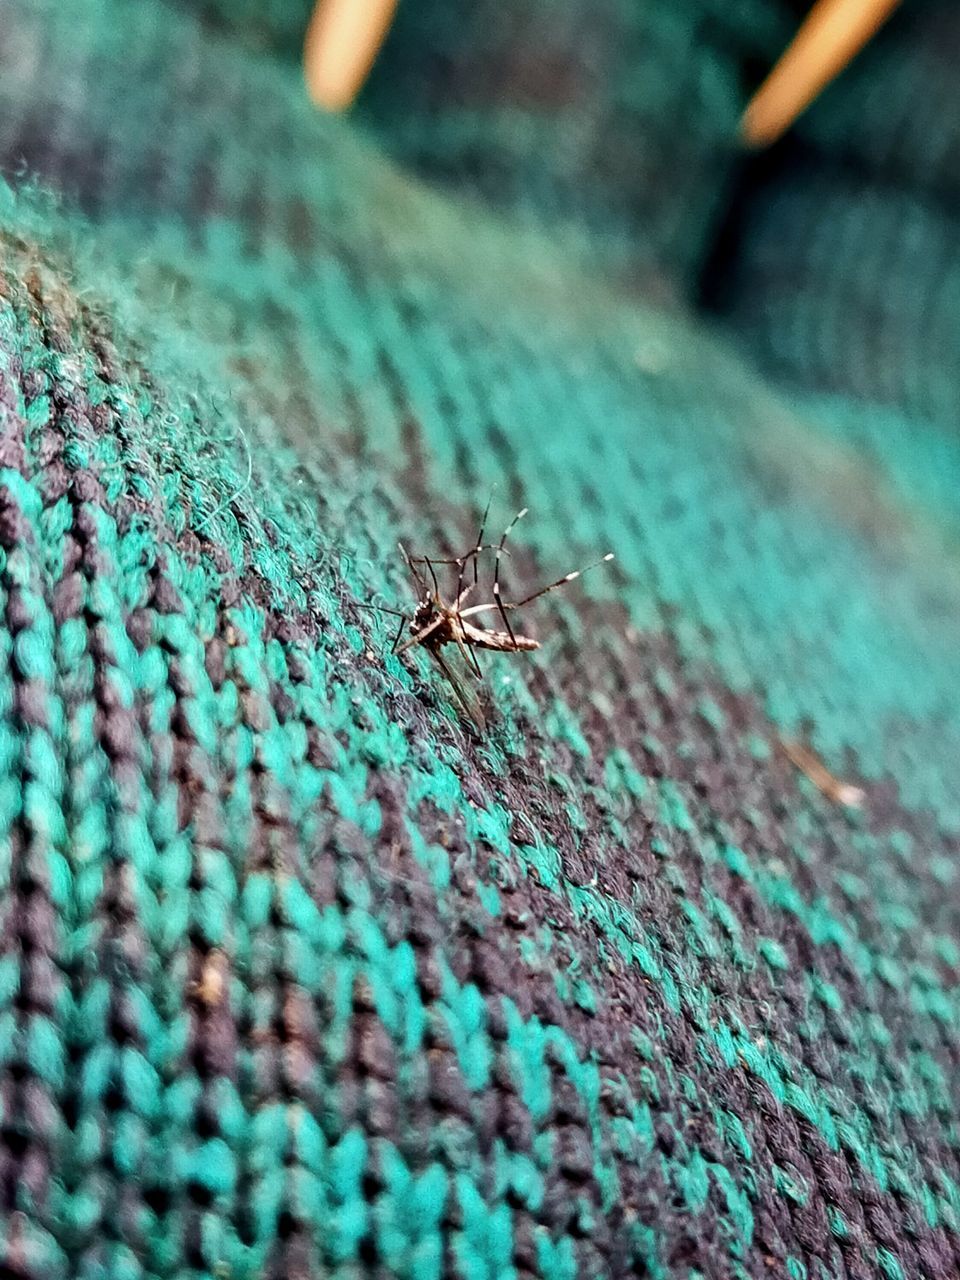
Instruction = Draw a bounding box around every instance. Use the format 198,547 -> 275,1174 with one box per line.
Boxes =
0,0 -> 959,1277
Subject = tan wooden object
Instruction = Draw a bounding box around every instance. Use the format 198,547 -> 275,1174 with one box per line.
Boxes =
304,0 -> 902,151
742,0 -> 901,147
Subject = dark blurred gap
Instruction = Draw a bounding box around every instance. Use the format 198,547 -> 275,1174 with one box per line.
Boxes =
695,135 -> 805,316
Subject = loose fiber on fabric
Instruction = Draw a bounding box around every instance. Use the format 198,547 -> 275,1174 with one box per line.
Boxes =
0,0 -> 959,1277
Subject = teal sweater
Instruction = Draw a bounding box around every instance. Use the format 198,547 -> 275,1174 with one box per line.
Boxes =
0,1 -> 958,1276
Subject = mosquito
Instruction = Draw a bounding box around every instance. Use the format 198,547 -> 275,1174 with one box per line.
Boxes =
360,497 -> 614,726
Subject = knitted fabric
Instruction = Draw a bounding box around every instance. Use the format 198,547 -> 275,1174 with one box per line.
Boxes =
0,2 -> 959,1278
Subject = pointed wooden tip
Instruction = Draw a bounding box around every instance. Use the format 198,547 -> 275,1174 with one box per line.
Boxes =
304,0 -> 399,111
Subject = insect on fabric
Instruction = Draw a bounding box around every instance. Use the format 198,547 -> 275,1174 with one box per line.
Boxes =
360,498 -> 614,727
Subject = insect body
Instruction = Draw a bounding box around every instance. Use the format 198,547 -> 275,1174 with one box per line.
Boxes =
399,578 -> 539,660
363,498 -> 613,726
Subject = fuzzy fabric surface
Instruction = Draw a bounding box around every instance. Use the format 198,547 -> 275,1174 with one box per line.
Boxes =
0,1 -> 959,1277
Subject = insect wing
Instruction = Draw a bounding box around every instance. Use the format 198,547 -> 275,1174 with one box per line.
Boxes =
430,648 -> 486,730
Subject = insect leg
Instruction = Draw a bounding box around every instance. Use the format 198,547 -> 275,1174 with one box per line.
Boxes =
492,506 -> 528,647
353,600 -> 410,651
354,602 -> 408,617
423,555 -> 441,598
398,541 -> 426,592
390,610 -> 407,653
510,552 -> 615,608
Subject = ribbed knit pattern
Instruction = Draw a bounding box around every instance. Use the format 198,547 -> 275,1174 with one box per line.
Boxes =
0,1 -> 959,1277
